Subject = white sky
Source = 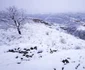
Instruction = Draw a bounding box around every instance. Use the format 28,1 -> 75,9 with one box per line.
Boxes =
0,0 -> 85,14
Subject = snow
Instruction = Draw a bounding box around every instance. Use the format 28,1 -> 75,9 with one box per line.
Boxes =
76,21 -> 85,31
0,22 -> 85,70
77,25 -> 85,30
0,50 -> 85,70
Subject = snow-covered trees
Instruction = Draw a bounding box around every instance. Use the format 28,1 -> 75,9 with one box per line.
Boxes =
0,6 -> 27,35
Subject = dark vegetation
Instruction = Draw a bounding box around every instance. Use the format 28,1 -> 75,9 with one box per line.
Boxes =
60,25 -> 85,40
32,18 -> 50,25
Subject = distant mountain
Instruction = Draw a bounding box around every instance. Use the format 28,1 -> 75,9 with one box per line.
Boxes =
28,13 -> 85,24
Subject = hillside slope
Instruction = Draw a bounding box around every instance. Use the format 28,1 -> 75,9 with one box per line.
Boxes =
0,22 -> 85,70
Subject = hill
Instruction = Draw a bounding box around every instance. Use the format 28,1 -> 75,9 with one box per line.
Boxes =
0,21 -> 85,70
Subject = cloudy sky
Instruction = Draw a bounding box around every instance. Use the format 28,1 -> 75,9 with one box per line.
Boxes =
0,0 -> 85,14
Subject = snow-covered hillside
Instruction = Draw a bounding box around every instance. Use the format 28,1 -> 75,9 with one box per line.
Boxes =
0,22 -> 85,70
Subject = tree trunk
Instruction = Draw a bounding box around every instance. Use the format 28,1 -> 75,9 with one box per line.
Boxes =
13,20 -> 21,35
17,26 -> 21,35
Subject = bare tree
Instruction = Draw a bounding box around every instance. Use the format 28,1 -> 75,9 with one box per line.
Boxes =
0,6 -> 27,35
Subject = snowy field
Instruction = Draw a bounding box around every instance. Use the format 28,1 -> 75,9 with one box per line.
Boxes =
0,22 -> 85,70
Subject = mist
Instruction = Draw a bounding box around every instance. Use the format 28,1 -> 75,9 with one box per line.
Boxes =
0,0 -> 85,14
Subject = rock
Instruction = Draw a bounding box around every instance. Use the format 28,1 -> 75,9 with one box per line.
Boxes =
62,59 -> 69,65
17,62 -> 21,64
54,68 -> 56,70
8,49 -> 15,53
30,47 -> 34,50
34,46 -> 37,50
15,56 -> 18,59
26,49 -> 30,51
75,64 -> 80,69
37,50 -> 43,53
25,55 -> 29,58
21,58 -> 23,60
62,67 -> 64,70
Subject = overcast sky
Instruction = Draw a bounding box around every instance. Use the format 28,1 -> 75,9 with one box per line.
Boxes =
0,0 -> 85,14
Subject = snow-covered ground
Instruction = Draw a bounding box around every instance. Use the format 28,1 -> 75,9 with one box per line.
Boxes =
0,22 -> 85,70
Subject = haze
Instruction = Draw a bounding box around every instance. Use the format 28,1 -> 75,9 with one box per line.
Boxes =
0,0 -> 85,14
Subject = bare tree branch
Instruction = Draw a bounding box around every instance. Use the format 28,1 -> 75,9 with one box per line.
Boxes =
0,6 -> 27,35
